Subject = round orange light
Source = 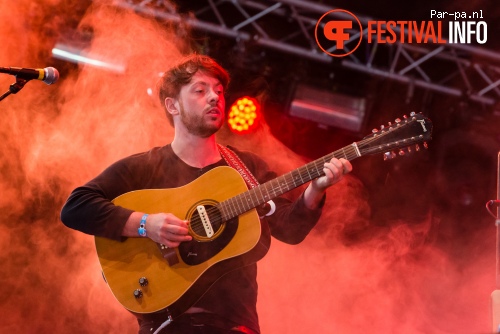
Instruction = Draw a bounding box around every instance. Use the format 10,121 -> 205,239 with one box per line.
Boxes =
227,96 -> 260,133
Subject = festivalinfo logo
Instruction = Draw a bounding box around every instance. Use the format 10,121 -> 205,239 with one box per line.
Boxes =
315,9 -> 488,57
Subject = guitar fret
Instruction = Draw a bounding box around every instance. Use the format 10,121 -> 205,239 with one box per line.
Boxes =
281,175 -> 287,191
257,184 -> 267,203
242,194 -> 250,212
292,169 -> 304,185
269,179 -> 278,198
236,195 -> 244,213
246,191 -> 256,210
312,164 -> 318,178
228,198 -> 238,218
242,193 -> 251,212
262,184 -> 271,201
229,197 -> 238,217
219,202 -> 227,221
304,165 -> 312,181
248,192 -> 256,210
223,199 -> 231,219
272,184 -> 280,197
275,177 -> 283,194
268,183 -> 275,197
249,188 -> 261,208
314,161 -> 322,177
235,194 -> 245,215
341,147 -> 348,159
285,172 -> 295,189
239,194 -> 246,213
224,203 -> 232,221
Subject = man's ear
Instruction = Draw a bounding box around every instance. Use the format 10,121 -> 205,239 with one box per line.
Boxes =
165,97 -> 179,117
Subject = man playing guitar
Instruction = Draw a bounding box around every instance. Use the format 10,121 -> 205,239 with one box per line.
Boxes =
60,54 -> 352,334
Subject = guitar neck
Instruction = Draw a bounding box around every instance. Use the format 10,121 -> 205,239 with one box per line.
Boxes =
219,143 -> 362,220
218,113 -> 433,221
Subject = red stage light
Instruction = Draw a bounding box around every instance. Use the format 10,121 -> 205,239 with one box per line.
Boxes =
227,96 -> 260,133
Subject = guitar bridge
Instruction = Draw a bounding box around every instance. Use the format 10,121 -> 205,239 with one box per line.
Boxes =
197,205 -> 214,238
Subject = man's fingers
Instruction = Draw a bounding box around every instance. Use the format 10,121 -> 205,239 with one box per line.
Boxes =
166,225 -> 190,237
340,158 -> 353,173
331,159 -> 343,170
164,216 -> 189,227
327,158 -> 352,174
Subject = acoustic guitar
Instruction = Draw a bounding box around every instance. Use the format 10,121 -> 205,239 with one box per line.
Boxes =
95,112 -> 433,318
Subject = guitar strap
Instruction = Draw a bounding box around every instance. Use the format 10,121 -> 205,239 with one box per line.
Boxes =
218,144 -> 259,188
217,144 -> 275,217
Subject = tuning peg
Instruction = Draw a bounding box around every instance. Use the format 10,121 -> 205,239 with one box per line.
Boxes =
395,118 -> 401,123
398,149 -> 406,156
415,144 -> 420,151
410,111 -> 416,117
423,142 -> 428,149
407,146 -> 412,153
380,125 -> 385,130
403,115 -> 408,119
384,151 -> 397,160
372,128 -> 378,134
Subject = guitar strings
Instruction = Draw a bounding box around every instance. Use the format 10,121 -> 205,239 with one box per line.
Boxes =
222,122 -> 414,216
188,148 -> 361,235
189,144 -> 365,233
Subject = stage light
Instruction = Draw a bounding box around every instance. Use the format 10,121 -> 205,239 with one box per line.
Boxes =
227,96 -> 260,134
289,84 -> 366,132
52,43 -> 126,73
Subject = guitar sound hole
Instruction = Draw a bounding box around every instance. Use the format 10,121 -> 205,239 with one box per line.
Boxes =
179,203 -> 238,266
189,204 -> 222,238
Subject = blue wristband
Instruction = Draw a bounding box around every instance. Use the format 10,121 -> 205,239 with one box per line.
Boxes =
138,214 -> 148,237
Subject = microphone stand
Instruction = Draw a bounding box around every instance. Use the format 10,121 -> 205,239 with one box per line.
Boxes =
0,77 -> 29,101
492,152 -> 500,332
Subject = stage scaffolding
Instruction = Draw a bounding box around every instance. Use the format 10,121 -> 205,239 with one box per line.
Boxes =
113,0 -> 500,106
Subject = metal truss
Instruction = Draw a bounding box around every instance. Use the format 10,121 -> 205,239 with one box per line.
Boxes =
114,0 -> 500,106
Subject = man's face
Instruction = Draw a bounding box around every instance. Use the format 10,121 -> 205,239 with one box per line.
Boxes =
175,71 -> 226,138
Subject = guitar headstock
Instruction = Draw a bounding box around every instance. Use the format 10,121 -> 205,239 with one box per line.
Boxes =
357,112 -> 433,158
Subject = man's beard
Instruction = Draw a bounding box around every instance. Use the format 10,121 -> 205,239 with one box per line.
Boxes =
179,102 -> 223,138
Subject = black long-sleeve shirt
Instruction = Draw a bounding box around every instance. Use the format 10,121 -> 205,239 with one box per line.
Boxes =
61,144 -> 323,333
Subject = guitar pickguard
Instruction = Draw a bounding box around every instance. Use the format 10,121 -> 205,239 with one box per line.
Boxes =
180,202 -> 239,265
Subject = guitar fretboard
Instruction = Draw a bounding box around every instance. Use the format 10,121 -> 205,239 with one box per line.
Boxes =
218,143 -> 361,221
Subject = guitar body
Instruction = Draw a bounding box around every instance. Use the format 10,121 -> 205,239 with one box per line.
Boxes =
95,166 -> 270,317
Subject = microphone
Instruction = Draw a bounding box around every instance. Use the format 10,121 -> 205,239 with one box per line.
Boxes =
0,66 -> 59,85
